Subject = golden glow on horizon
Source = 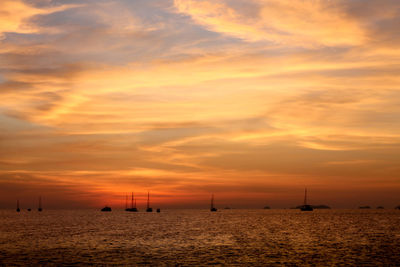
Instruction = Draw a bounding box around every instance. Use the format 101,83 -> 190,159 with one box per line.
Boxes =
1,0 -> 400,208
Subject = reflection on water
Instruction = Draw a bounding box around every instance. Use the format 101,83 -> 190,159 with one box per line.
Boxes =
0,209 -> 399,265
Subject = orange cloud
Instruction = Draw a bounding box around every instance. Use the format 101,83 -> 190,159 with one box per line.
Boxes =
174,0 -> 365,46
0,0 -> 81,38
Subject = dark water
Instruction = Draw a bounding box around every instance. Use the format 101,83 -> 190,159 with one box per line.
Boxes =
1,209 -> 399,266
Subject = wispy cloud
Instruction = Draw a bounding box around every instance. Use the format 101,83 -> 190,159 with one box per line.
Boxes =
174,0 -> 365,46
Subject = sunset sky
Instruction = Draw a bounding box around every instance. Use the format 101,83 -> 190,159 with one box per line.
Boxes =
1,0 -> 400,209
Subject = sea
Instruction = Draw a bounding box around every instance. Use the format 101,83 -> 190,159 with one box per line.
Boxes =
0,209 -> 399,266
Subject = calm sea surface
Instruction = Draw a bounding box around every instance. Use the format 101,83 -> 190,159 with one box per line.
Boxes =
0,209 -> 399,266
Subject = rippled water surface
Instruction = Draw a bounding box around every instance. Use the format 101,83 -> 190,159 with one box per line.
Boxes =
1,209 -> 399,265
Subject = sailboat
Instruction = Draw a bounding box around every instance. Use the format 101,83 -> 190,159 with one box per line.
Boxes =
210,194 -> 217,212
38,196 -> 43,212
16,200 -> 20,212
146,191 -> 153,212
126,192 -> 138,212
125,193 -> 129,211
300,188 -> 313,211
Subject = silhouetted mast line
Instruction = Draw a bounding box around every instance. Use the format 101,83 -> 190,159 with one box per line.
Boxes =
300,188 -> 313,211
146,191 -> 153,212
210,194 -> 217,211
38,196 -> 42,212
304,188 -> 308,205
147,191 -> 150,209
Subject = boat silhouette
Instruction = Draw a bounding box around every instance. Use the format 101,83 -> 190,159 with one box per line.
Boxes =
210,194 -> 217,212
300,188 -> 313,211
38,196 -> 42,212
101,206 -> 112,212
126,192 -> 138,212
156,208 -> 160,213
146,191 -> 153,212
16,200 -> 20,212
124,194 -> 128,211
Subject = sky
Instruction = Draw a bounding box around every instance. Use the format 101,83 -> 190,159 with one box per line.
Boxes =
1,0 -> 400,209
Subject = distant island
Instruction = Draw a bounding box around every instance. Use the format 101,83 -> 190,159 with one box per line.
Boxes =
101,206 -> 112,212
359,206 -> 371,209
293,204 -> 331,209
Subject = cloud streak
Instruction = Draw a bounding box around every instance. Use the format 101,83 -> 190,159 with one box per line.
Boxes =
174,0 -> 365,46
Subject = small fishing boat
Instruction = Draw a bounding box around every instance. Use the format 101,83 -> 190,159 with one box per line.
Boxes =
156,208 -> 160,213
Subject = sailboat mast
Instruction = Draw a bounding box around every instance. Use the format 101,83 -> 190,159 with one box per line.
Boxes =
38,196 -> 42,211
147,191 -> 150,209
